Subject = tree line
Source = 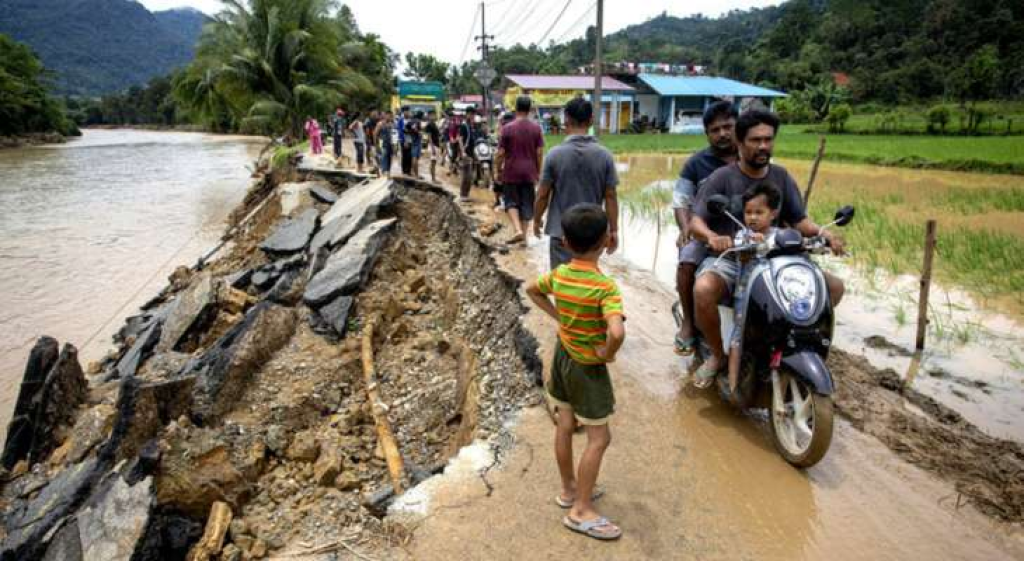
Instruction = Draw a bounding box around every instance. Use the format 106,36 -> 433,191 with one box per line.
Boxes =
0,34 -> 78,137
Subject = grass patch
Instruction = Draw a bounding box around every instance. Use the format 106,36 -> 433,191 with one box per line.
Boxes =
270,140 -> 307,170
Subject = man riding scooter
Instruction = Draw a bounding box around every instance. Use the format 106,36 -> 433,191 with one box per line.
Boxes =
689,109 -> 846,386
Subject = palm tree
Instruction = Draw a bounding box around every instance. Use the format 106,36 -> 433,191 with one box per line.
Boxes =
174,0 -> 375,140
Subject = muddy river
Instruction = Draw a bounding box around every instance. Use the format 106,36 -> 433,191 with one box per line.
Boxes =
0,129 -> 266,443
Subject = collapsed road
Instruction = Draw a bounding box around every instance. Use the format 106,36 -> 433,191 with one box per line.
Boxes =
0,153 -> 541,560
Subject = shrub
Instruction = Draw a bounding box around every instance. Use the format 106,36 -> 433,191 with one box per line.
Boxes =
927,105 -> 952,133
826,103 -> 852,132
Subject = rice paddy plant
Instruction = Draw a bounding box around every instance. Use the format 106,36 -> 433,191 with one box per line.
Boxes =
620,183 -> 674,271
930,188 -> 1024,215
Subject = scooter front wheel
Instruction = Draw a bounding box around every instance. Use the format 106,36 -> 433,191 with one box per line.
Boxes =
769,370 -> 834,468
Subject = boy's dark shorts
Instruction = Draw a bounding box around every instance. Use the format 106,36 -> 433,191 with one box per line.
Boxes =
546,342 -> 615,426
501,182 -> 536,221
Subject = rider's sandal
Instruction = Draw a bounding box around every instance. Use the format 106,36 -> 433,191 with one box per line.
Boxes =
674,335 -> 697,357
694,360 -> 722,390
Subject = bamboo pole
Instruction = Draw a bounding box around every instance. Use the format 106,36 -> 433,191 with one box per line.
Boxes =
187,501 -> 233,561
915,220 -> 938,351
803,136 -> 827,208
361,319 -> 406,494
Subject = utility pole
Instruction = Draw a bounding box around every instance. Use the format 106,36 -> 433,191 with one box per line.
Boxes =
592,0 -> 604,133
475,2 -> 495,125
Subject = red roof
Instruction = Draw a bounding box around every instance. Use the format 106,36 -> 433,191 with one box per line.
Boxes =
506,75 -> 634,92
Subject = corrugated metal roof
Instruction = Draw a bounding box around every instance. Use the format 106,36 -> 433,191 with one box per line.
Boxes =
639,74 -> 787,98
506,75 -> 634,92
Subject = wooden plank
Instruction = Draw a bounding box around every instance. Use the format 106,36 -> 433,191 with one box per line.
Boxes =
361,319 -> 406,494
803,136 -> 828,208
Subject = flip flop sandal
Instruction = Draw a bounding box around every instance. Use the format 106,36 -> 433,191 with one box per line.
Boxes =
554,486 -> 606,509
694,361 -> 722,390
506,234 -> 526,245
562,516 -> 622,541
674,335 -> 697,357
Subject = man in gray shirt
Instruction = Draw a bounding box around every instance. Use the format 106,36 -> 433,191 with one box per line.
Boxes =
533,97 -> 620,269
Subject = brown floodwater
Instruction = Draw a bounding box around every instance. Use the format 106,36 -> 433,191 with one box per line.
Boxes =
613,154 -> 1024,443
0,129 -> 265,443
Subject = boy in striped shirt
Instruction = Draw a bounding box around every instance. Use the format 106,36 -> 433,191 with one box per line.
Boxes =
525,203 -> 626,541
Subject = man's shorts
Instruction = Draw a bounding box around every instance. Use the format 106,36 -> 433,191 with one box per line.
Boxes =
546,342 -> 615,426
411,140 -> 422,158
697,255 -> 740,296
501,182 -> 536,220
678,239 -> 707,266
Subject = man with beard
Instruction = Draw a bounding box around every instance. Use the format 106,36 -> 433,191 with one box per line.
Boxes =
673,101 -> 738,356
689,109 -> 846,386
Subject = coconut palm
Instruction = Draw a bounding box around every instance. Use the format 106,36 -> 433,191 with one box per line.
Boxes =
174,0 -> 375,140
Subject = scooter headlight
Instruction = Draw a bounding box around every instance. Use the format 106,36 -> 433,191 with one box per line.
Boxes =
777,265 -> 817,320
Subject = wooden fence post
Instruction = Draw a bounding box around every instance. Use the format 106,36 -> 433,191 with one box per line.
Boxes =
803,136 -> 827,208
917,220 -> 937,350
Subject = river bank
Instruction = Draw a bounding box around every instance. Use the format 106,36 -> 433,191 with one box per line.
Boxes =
0,132 -> 69,149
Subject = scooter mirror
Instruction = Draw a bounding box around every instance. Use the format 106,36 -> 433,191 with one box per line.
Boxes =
834,206 -> 856,227
707,195 -> 730,216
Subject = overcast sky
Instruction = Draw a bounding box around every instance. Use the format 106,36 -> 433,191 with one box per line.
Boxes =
140,0 -> 781,66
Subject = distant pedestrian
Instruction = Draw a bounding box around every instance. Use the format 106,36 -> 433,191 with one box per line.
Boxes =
398,107 -> 412,176
375,110 -> 396,178
332,108 -> 346,161
425,110 -> 441,182
365,110 -> 379,172
350,113 -> 366,171
305,117 -> 323,155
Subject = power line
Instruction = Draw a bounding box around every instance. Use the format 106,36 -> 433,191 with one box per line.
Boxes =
492,0 -> 541,41
518,0 -> 567,45
487,0 -> 518,39
459,3 -> 481,63
537,0 -> 573,46
491,0 -> 533,38
554,1 -> 596,44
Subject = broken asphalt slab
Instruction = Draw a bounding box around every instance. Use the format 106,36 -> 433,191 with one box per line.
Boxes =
304,218 -> 397,308
259,208 -> 320,257
157,274 -> 218,353
309,179 -> 395,255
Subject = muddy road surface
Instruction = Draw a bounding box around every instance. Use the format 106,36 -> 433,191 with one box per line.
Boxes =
383,178 -> 1024,561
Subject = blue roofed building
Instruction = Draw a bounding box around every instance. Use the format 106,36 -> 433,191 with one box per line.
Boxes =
634,74 -> 787,134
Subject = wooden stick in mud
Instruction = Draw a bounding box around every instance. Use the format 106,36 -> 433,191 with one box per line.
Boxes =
187,501 -> 233,561
915,220 -> 938,351
803,136 -> 827,208
361,319 -> 406,494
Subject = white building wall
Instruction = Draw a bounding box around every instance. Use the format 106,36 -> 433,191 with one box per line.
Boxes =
636,95 -> 660,123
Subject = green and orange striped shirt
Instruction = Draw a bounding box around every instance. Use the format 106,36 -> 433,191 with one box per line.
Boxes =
536,259 -> 625,365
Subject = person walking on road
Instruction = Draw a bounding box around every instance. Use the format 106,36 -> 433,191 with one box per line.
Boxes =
331,108 -> 346,162
304,117 -> 323,155
349,114 -> 366,173
375,110 -> 396,178
495,96 -> 544,246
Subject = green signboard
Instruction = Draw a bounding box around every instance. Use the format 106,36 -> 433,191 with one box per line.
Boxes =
398,81 -> 446,101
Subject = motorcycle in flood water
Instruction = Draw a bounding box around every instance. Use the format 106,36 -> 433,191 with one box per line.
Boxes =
673,195 -> 855,468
